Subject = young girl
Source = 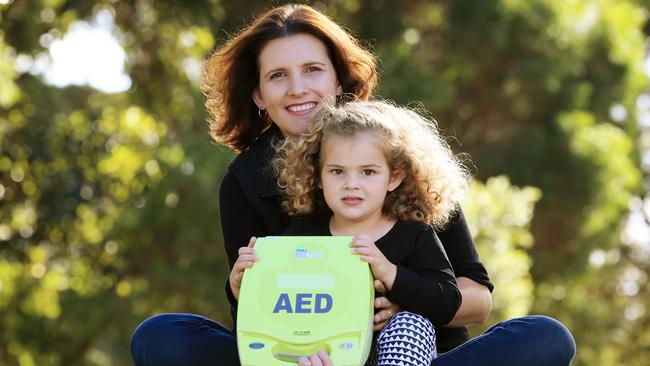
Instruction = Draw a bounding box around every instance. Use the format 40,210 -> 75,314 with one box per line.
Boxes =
274,100 -> 470,365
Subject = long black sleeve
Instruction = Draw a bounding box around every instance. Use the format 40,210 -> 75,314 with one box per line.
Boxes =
387,225 -> 461,326
436,209 -> 493,292
219,170 -> 269,271
219,170 -> 269,325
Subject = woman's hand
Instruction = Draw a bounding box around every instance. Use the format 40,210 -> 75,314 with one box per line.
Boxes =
373,279 -> 401,331
298,350 -> 333,366
229,237 -> 258,301
351,235 -> 397,290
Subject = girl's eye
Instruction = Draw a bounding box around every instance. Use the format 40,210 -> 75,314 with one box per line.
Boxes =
362,169 -> 375,176
330,168 -> 343,175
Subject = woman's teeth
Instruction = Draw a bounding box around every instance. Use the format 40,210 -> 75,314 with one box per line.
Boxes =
287,103 -> 316,112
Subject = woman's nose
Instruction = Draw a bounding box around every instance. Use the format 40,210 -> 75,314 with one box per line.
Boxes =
288,75 -> 308,96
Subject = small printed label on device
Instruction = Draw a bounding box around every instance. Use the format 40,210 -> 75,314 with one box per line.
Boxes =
293,330 -> 312,336
295,248 -> 323,259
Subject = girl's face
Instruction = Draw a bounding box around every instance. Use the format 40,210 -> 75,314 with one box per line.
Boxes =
252,33 -> 342,137
319,131 -> 403,225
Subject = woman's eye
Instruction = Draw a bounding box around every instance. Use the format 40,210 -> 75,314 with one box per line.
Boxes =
306,66 -> 322,72
269,72 -> 285,80
362,169 -> 375,176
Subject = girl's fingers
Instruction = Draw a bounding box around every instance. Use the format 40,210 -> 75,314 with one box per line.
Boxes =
350,240 -> 370,248
309,354 -> 323,366
237,253 -> 259,262
351,247 -> 371,256
350,236 -> 372,247
247,236 -> 257,248
359,255 -> 376,264
238,246 -> 256,255
233,258 -> 256,275
231,259 -> 255,284
319,350 -> 333,366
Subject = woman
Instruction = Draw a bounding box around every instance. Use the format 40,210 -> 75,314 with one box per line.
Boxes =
131,4 -> 575,366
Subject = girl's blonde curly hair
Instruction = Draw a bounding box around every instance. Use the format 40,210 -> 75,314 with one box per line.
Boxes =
274,100 -> 470,229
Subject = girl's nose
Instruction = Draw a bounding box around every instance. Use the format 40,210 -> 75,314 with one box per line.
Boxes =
344,176 -> 359,190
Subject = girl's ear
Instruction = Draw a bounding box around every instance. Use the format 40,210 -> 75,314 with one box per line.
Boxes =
318,179 -> 323,189
388,169 -> 405,192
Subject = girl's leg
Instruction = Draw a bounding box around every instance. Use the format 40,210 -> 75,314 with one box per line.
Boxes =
130,313 -> 240,366
367,311 -> 437,366
432,315 -> 576,366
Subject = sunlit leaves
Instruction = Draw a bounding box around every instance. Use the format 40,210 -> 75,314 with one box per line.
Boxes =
10,201 -> 36,239
0,260 -> 21,307
559,111 -> 641,240
0,31 -> 21,108
545,0 -> 647,106
465,176 -> 541,324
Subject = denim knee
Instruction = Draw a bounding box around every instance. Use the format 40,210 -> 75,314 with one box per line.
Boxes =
131,313 -> 186,365
132,313 -> 239,366
529,315 -> 576,363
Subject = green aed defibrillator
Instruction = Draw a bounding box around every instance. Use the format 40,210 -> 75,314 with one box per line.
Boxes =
236,236 -> 374,366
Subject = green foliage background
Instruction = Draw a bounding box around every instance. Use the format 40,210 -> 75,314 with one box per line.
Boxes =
1,0 -> 649,364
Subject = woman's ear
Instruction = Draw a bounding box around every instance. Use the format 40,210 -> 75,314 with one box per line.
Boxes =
252,87 -> 264,109
388,169 -> 405,192
336,82 -> 342,96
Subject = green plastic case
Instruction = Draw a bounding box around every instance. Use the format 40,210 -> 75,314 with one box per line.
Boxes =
236,236 -> 374,366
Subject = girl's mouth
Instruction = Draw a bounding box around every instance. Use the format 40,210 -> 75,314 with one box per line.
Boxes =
342,197 -> 363,205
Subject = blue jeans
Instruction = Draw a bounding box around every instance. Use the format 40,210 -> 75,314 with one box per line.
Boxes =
131,314 -> 575,366
130,313 -> 240,366
432,316 -> 575,365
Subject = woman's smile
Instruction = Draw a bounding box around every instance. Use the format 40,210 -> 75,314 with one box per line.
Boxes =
286,102 -> 317,114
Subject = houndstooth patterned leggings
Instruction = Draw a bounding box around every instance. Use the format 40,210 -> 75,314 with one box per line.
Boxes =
365,311 -> 437,366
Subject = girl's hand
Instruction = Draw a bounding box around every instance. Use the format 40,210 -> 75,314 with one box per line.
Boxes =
298,350 -> 334,366
229,236 -> 258,301
350,235 -> 397,291
373,279 -> 401,331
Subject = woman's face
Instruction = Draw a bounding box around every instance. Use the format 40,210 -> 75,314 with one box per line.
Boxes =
252,33 -> 342,137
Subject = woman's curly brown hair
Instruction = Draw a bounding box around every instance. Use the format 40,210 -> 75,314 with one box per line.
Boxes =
274,100 -> 470,229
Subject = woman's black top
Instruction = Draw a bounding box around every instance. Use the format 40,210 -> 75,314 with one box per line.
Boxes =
219,125 -> 494,352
